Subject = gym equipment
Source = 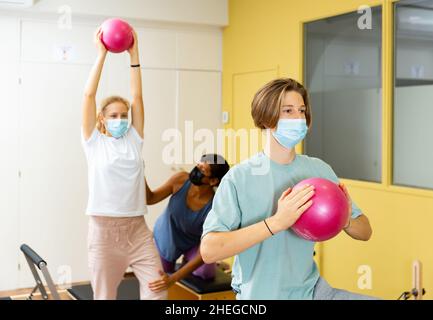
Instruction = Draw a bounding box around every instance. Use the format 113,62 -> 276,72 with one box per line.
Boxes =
100,18 -> 134,53
398,260 -> 426,300
17,244 -> 233,300
68,265 -> 234,300
68,277 -> 139,300
292,178 -> 349,242
169,264 -> 234,300
20,244 -> 61,300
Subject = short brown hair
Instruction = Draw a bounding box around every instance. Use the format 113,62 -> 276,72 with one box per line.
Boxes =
251,78 -> 312,130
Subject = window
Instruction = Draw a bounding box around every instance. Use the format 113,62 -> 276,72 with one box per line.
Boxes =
394,0 -> 433,190
304,7 -> 383,182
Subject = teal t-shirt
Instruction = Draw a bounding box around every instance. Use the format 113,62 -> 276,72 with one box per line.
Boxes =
202,152 -> 362,300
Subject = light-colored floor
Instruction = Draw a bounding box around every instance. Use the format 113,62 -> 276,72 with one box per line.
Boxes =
0,269 -> 236,301
0,280 -> 94,300
0,273 -> 136,300
0,287 -> 73,300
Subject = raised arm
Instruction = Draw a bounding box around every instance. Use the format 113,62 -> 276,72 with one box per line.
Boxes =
146,172 -> 189,205
127,30 -> 144,139
82,29 -> 107,140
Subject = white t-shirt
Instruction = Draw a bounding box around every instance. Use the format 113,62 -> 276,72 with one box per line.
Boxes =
81,126 -> 148,217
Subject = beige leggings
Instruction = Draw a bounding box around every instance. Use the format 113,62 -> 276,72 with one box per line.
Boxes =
87,216 -> 167,300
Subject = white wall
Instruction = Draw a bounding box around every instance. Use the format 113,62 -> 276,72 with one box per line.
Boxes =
397,39 -> 433,80
0,17 -> 20,293
0,11 -> 223,292
394,85 -> 433,189
3,0 -> 228,26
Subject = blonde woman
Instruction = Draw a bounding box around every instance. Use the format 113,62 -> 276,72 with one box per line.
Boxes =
81,28 -> 166,300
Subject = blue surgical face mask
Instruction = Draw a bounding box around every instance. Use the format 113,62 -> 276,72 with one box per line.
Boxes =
105,119 -> 129,139
272,119 -> 308,150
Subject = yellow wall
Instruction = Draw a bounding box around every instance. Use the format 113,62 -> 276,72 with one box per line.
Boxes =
223,0 -> 433,300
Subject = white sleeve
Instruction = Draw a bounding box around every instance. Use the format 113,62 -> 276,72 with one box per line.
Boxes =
127,126 -> 144,148
81,127 -> 100,149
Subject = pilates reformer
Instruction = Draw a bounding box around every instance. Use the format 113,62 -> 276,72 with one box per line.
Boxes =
19,244 -> 61,300
398,260 -> 426,300
68,264 -> 235,300
17,244 -> 235,300
12,245 -> 430,301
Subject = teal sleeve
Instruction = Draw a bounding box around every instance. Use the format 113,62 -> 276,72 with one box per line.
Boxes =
316,159 -> 363,219
202,177 -> 242,239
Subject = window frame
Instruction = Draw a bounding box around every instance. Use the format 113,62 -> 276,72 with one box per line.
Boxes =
300,0 -> 433,197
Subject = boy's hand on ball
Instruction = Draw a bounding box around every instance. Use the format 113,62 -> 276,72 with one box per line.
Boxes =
339,183 -> 352,227
269,185 -> 315,233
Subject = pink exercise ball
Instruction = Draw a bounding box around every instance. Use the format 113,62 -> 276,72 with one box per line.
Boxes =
291,178 -> 349,242
100,18 -> 134,53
